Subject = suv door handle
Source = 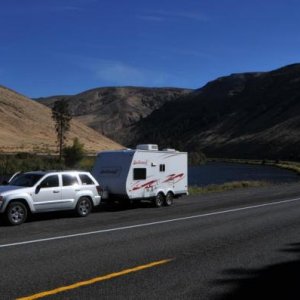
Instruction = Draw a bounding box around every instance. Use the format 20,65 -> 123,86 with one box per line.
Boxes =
53,190 -> 60,193
75,189 -> 81,192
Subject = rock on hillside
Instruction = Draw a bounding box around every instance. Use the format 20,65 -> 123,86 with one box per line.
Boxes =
0,86 -> 122,153
36,87 -> 192,144
131,64 -> 300,160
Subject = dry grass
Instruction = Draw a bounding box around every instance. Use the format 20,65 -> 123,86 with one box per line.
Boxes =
0,86 -> 123,154
275,162 -> 300,175
189,181 -> 269,195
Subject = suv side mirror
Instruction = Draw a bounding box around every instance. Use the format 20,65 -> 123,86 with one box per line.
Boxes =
35,185 -> 41,194
2,180 -> 8,185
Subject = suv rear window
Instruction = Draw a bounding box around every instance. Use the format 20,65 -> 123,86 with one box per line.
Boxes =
79,174 -> 94,185
62,174 -> 79,186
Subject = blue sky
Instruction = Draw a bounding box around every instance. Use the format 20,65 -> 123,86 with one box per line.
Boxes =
1,0 -> 300,97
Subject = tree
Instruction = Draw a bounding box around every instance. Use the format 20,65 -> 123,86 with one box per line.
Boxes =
63,138 -> 85,167
51,100 -> 72,161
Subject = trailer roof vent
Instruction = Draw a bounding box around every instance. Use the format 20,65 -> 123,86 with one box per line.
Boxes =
136,144 -> 158,151
162,148 -> 176,152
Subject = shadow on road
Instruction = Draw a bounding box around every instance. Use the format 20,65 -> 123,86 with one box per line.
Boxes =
94,200 -> 154,213
214,242 -> 300,299
0,200 -> 155,226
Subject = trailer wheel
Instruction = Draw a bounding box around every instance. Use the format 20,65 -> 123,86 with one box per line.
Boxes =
154,193 -> 164,208
164,192 -> 174,206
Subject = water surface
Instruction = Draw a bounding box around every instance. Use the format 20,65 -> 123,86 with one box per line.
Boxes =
189,162 -> 300,186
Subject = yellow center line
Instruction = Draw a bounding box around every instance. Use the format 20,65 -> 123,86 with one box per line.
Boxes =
17,258 -> 173,300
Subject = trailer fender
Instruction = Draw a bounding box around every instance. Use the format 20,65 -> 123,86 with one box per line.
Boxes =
155,189 -> 166,197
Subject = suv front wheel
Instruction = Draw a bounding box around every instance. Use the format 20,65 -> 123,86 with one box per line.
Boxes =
76,197 -> 92,217
6,201 -> 28,225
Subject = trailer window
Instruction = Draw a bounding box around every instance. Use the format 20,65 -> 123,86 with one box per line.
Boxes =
159,164 -> 165,172
133,168 -> 146,180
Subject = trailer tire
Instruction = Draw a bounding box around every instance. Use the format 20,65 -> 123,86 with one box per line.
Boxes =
154,193 -> 165,208
164,192 -> 174,206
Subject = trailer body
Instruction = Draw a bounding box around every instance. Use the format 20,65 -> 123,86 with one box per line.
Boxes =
92,145 -> 188,202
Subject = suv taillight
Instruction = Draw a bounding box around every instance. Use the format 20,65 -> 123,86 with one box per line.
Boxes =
96,186 -> 103,196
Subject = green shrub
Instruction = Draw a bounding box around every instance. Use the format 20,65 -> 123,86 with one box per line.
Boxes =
63,138 -> 85,167
0,154 -> 64,176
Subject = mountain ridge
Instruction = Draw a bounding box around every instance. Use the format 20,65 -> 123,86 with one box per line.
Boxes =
35,63 -> 300,160
36,86 -> 192,144
131,63 -> 300,160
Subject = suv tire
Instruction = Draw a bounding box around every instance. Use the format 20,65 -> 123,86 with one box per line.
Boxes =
76,197 -> 92,217
6,201 -> 28,225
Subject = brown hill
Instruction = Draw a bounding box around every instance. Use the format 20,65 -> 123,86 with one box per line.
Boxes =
36,87 -> 192,144
131,64 -> 300,160
0,86 -> 122,154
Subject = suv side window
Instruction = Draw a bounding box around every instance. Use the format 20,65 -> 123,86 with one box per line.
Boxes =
40,175 -> 59,188
62,174 -> 79,186
79,174 -> 94,185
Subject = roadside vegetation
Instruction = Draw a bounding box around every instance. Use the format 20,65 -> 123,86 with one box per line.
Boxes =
0,146 -> 93,182
0,153 -> 62,181
274,161 -> 300,175
189,181 -> 269,195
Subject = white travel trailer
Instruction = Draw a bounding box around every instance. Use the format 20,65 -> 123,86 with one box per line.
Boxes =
92,144 -> 188,207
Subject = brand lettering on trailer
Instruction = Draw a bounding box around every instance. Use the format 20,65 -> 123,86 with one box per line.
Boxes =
133,160 -> 148,165
101,168 -> 119,175
163,173 -> 184,183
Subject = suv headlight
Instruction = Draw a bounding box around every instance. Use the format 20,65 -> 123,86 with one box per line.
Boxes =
0,195 -> 4,208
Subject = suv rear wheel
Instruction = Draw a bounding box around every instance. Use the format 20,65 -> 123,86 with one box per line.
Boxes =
6,201 -> 28,225
76,197 -> 92,217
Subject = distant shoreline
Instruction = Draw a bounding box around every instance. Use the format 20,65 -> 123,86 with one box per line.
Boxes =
208,158 -> 300,175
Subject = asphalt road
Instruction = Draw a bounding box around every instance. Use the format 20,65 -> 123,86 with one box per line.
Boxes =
1,182 -> 300,300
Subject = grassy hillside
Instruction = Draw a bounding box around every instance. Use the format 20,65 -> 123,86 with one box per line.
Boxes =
0,85 -> 122,154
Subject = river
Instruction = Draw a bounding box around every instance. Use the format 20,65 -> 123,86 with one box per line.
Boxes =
189,162 -> 300,186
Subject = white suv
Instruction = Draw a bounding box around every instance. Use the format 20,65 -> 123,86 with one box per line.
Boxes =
0,171 -> 101,225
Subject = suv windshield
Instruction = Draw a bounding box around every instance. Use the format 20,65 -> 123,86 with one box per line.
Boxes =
9,174 -> 44,187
